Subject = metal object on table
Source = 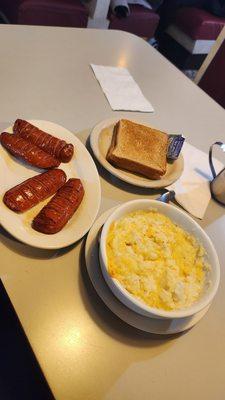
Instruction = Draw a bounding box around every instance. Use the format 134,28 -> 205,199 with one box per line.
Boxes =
157,190 -> 175,203
209,142 -> 225,206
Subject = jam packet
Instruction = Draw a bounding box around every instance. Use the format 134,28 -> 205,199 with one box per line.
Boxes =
167,134 -> 185,160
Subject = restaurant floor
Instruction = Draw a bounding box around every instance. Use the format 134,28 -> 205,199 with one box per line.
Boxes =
0,280 -> 54,400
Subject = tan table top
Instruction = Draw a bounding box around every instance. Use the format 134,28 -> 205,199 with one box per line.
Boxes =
0,25 -> 225,400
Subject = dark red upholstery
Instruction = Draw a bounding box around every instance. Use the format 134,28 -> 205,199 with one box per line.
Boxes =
199,39 -> 225,108
108,5 -> 160,38
156,0 -> 205,38
175,7 -> 225,40
0,0 -> 88,27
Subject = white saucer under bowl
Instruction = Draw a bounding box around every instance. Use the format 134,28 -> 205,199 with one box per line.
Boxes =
85,206 -> 210,335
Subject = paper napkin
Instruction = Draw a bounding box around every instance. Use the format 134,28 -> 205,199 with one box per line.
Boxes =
168,142 -> 224,219
91,64 -> 154,112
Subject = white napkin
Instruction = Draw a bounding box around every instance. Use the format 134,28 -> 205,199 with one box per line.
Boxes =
91,64 -> 154,112
168,142 -> 224,219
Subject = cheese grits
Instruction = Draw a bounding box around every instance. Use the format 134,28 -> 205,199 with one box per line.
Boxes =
106,210 -> 210,311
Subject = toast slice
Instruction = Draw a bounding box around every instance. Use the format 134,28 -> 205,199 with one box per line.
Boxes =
106,119 -> 168,180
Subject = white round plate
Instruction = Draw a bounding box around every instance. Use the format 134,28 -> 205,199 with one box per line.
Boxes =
85,207 -> 210,335
90,118 -> 184,189
0,120 -> 101,249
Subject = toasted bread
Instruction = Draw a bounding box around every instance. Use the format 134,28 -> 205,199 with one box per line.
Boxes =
106,119 -> 168,179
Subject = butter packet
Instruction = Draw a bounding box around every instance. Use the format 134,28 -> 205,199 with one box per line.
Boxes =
167,134 -> 185,160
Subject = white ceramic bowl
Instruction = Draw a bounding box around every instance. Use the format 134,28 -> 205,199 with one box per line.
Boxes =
99,199 -> 220,319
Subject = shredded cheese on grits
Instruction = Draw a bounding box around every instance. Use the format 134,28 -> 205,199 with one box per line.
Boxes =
106,210 -> 210,311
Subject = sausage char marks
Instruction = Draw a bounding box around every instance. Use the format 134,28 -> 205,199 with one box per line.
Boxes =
32,178 -> 84,234
14,119 -> 74,163
3,169 -> 66,212
1,132 -> 60,169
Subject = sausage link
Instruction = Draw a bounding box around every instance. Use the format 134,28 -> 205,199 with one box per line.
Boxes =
3,169 -> 66,213
32,178 -> 84,234
1,132 -> 60,169
14,119 -> 74,163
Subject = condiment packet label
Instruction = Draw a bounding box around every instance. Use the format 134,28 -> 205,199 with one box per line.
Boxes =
167,134 -> 185,160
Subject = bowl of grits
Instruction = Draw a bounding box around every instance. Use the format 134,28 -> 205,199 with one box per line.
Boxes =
99,199 -> 220,319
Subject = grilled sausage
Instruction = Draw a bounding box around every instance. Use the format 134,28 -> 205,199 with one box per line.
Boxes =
3,169 -> 67,213
13,119 -> 74,163
1,132 -> 60,169
32,178 -> 84,234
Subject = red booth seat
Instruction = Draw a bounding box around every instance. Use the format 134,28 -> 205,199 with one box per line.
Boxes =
175,7 -> 225,41
0,0 -> 88,28
108,5 -> 160,38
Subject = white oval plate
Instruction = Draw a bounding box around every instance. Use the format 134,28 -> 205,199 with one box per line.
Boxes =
0,120 -> 101,249
90,118 -> 184,189
85,207 -> 210,335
